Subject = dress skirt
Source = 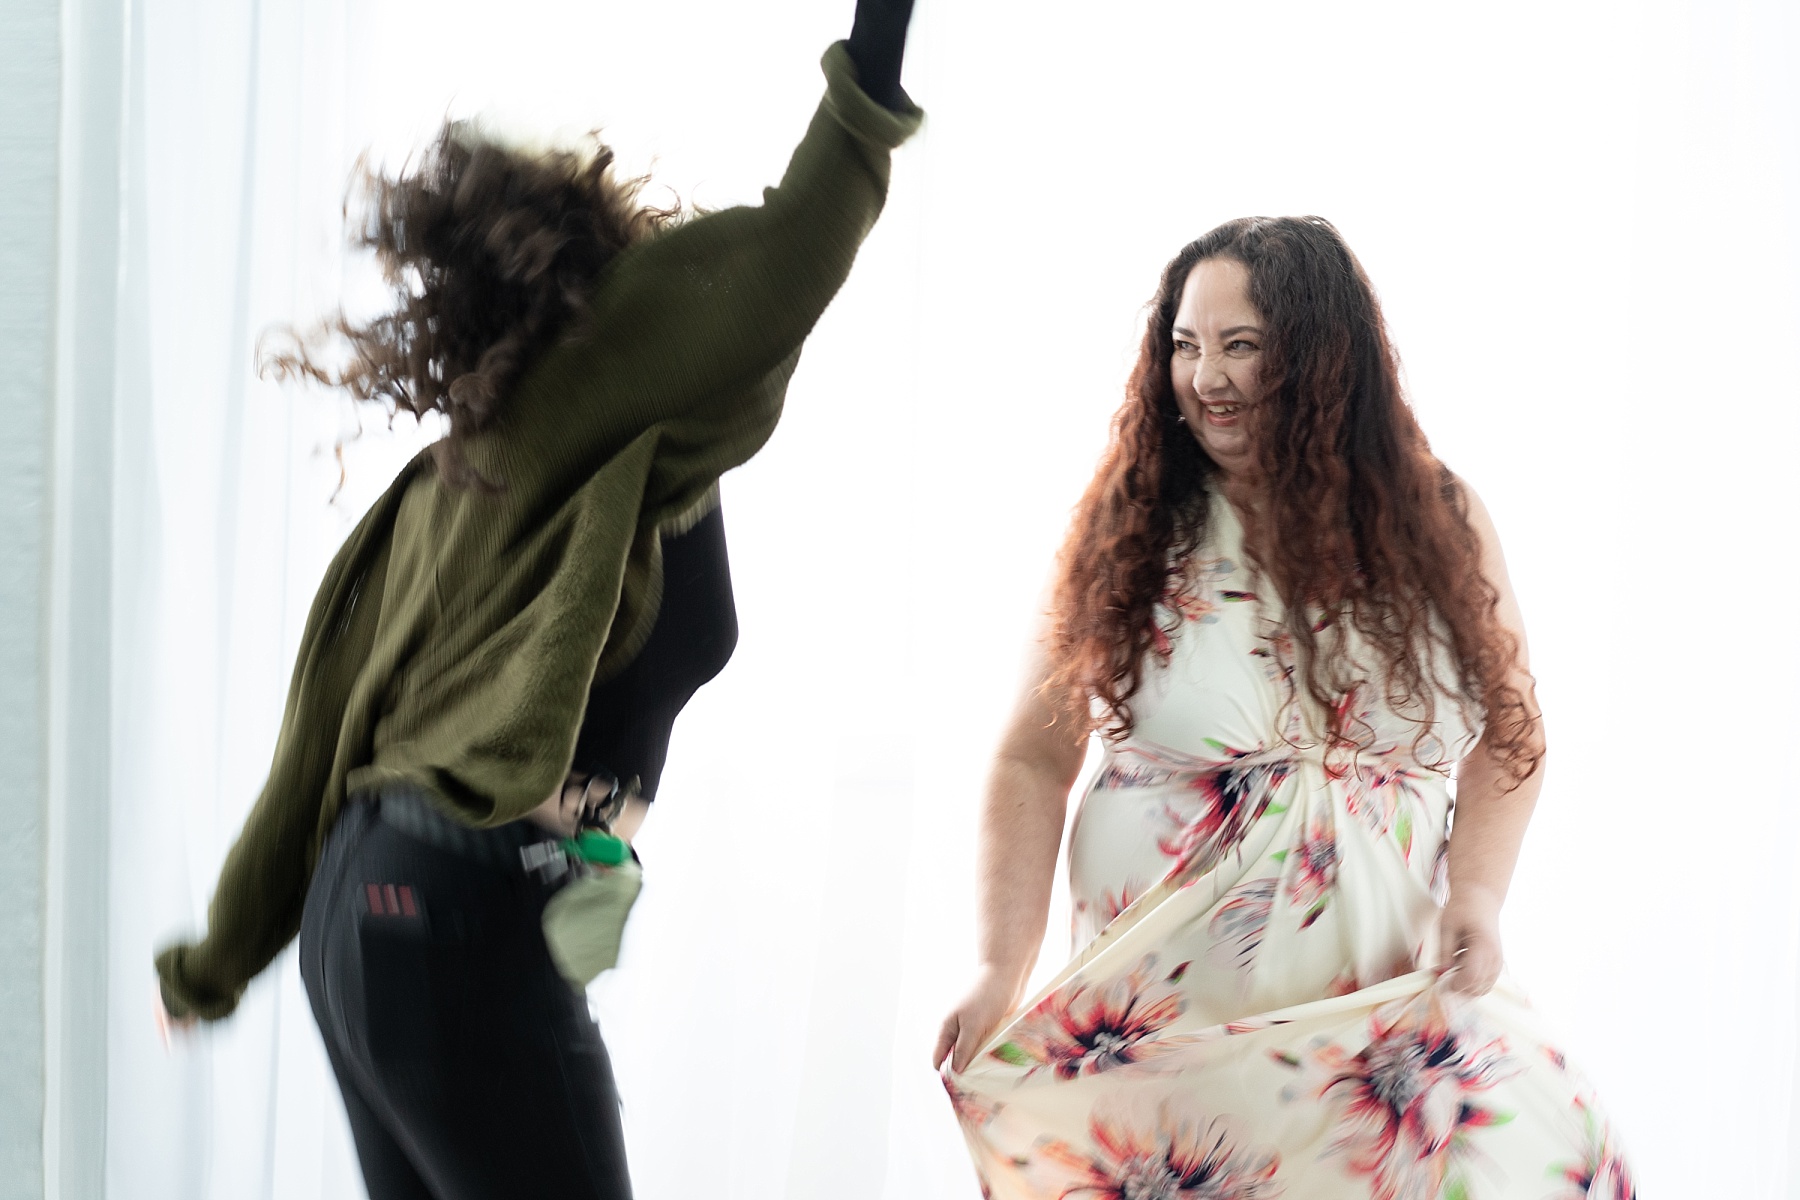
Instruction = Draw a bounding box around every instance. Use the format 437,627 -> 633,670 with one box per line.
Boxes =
942,742 -> 1635,1200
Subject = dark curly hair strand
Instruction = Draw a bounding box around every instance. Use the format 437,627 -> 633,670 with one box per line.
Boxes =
262,121 -> 680,488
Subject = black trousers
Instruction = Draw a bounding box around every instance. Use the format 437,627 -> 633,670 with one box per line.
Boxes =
298,795 -> 633,1200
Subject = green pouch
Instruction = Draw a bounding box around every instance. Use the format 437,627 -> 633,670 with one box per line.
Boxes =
542,858 -> 643,988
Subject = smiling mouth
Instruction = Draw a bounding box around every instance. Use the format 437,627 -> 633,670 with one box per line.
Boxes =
1202,402 -> 1244,425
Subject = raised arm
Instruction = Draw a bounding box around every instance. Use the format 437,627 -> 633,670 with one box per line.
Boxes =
934,623 -> 1091,1073
532,22 -> 919,442
1437,483 -> 1546,995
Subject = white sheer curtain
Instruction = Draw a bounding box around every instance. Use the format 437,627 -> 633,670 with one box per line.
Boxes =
89,1 -> 1797,1198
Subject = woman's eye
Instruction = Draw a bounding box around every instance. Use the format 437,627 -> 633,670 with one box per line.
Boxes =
1227,340 -> 1258,353
1173,341 -> 1199,358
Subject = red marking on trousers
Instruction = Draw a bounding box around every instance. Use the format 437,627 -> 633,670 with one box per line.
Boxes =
366,883 -> 419,917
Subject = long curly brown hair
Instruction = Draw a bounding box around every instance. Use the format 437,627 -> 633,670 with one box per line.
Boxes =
262,121 -> 679,487
1048,217 -> 1540,784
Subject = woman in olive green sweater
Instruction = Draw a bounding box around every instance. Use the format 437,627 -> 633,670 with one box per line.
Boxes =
154,6 -> 920,1196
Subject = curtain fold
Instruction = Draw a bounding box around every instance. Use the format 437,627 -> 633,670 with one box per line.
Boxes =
103,0 -> 397,1196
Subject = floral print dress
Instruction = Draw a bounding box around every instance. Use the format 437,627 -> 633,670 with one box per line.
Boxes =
944,494 -> 1633,1200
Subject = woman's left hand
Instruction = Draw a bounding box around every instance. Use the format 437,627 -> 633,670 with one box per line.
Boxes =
1435,885 -> 1504,996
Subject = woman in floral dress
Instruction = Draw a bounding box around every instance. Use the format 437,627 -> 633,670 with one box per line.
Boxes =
934,218 -> 1633,1200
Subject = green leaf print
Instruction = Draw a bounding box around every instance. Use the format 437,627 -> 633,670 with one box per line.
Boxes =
1270,849 -> 1289,863
1444,1178 -> 1471,1200
990,1042 -> 1033,1067
1203,738 -> 1231,754
1395,806 -> 1413,858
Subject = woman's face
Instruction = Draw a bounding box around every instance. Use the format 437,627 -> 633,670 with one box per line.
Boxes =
1169,257 -> 1266,480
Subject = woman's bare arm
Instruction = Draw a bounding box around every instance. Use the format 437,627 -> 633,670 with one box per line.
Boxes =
934,632 -> 1089,1071
1438,483 -> 1546,994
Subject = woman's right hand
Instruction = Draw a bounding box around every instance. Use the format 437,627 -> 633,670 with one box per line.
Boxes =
153,980 -> 196,1049
933,964 -> 1024,1074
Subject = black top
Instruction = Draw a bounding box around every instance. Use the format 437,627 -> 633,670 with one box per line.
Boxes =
569,1 -> 912,805
569,503 -> 737,803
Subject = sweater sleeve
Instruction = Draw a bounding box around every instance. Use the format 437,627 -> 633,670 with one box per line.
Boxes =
513,42 -> 922,458
610,42 -> 919,398
152,459 -> 416,1022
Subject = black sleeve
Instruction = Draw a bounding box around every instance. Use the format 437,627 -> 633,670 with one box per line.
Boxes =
844,0 -> 916,111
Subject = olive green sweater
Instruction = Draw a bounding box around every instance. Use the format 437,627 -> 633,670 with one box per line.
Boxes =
156,44 -> 921,1020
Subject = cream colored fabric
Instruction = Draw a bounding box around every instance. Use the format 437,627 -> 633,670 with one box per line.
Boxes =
946,495 -> 1633,1200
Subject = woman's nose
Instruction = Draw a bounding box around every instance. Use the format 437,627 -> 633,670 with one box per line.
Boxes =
1192,357 -> 1229,398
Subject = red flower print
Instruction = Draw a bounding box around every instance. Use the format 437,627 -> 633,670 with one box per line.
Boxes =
1553,1097 -> 1637,1200
1040,1098 -> 1283,1200
990,958 -> 1193,1080
1249,629 -> 1296,689
1162,557 -> 1241,623
1156,751 -> 1293,872
942,1075 -> 1003,1130
1286,816 -> 1339,926
1075,882 -> 1147,944
1152,557 -> 1255,657
1153,622 -> 1175,657
1100,883 -> 1142,923
1274,991 -> 1518,1200
1344,765 -> 1412,838
1219,1014 -> 1293,1037
1169,592 -> 1220,625
1326,686 -> 1378,774
1558,1146 -> 1636,1200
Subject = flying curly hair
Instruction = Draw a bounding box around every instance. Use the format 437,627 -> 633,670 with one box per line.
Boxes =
1047,217 -> 1541,786
262,120 -> 680,488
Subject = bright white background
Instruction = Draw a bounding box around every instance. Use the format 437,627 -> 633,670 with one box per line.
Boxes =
91,0 -> 1798,1197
